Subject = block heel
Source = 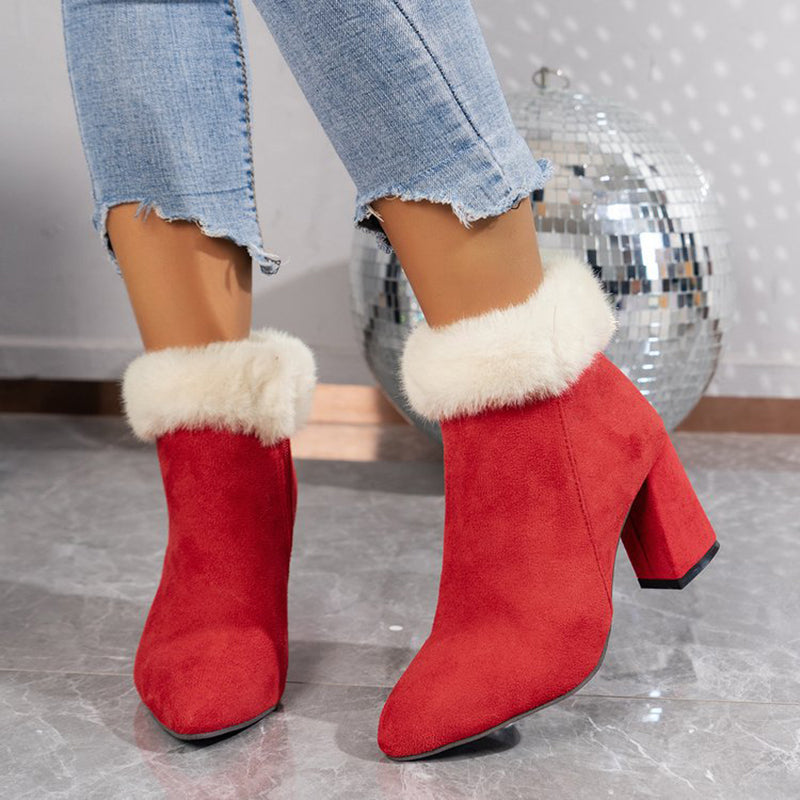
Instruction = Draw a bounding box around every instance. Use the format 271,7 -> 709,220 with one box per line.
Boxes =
621,435 -> 719,590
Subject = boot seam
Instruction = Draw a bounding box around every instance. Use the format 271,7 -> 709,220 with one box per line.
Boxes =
557,398 -> 614,608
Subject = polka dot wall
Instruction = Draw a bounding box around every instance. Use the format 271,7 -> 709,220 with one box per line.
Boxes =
474,0 -> 800,398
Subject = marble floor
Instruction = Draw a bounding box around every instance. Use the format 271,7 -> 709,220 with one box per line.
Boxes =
1,413 -> 799,799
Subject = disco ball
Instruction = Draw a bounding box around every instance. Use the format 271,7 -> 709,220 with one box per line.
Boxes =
349,67 -> 734,440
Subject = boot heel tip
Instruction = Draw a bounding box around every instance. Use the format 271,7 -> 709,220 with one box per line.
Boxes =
637,541 -> 720,590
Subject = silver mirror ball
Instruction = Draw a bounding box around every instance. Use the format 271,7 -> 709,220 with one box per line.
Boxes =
349,76 -> 734,443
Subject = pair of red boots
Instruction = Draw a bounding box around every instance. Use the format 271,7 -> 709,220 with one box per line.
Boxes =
122,254 -> 718,757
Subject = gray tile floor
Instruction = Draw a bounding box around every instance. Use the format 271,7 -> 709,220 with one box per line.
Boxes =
1,414 -> 799,799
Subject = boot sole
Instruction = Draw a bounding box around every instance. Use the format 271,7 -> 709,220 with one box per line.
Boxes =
385,536 -> 719,762
151,704 -> 277,741
637,540 -> 720,589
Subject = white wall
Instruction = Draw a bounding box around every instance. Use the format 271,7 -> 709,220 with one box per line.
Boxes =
1,0 -> 797,396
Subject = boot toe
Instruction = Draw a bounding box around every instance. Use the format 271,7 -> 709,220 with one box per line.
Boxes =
377,636 -> 522,759
378,627 -> 605,759
134,626 -> 284,738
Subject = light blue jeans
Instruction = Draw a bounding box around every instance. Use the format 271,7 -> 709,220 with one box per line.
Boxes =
61,0 -> 554,277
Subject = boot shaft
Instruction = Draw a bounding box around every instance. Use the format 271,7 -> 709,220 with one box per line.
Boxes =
155,429 -> 297,594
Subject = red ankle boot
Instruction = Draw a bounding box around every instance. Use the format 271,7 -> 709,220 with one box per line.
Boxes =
121,329 -> 317,739
377,254 -> 719,759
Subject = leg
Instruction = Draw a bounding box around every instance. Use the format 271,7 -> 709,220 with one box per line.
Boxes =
369,195 -> 543,327
106,203 -> 252,351
61,0 -> 283,353
250,0 -> 553,326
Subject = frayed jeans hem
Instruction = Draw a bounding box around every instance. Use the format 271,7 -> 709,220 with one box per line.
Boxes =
92,196 -> 284,278
352,143 -> 555,257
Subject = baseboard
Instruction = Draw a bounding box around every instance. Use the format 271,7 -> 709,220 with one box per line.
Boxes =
676,396 -> 800,434
0,378 -> 124,415
0,379 -> 798,433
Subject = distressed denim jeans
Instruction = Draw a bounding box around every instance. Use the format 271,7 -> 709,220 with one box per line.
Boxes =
61,0 -> 554,276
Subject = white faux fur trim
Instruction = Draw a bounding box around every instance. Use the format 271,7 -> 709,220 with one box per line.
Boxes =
121,328 -> 317,445
399,252 -> 617,422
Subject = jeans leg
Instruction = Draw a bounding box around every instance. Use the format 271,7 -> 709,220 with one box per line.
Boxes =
61,0 -> 284,276
250,0 -> 554,257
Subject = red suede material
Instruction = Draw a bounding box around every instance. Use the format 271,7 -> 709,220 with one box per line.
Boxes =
557,354 -> 668,593
621,436 -> 717,580
378,354 -> 718,758
133,428 -> 296,737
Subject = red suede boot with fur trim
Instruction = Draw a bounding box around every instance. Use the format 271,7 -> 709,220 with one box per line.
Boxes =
122,329 -> 316,739
377,253 -> 719,760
